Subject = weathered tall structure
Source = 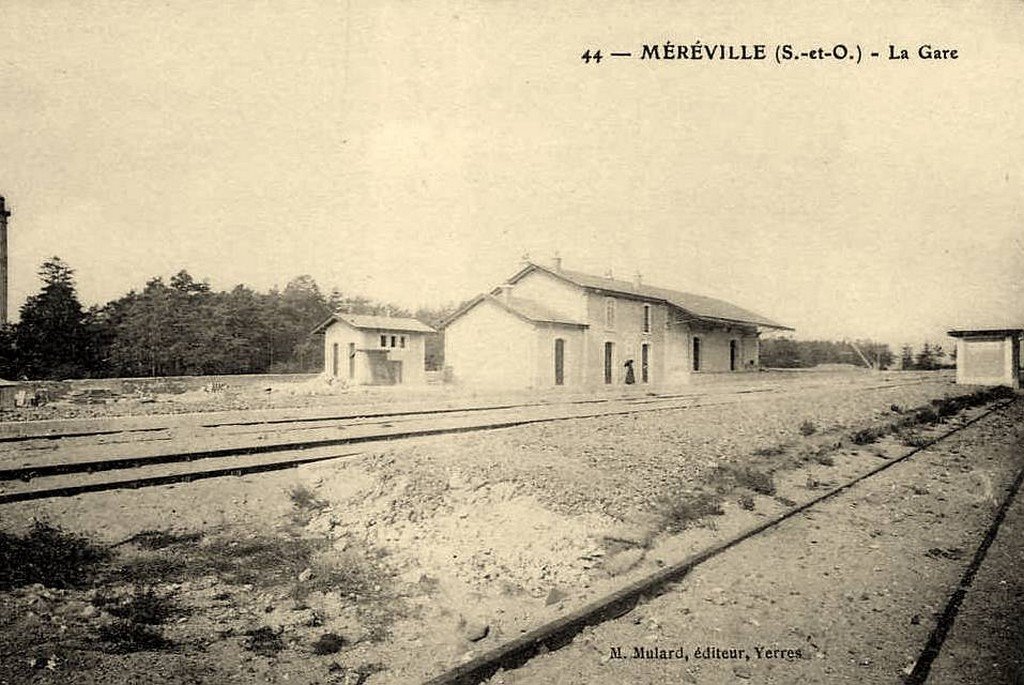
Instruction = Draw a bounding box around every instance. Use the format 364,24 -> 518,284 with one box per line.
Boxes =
0,196 -> 9,324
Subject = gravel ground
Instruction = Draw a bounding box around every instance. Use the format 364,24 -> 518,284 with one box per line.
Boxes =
486,400 -> 1024,684
926,454 -> 1024,685
0,373 -> 1004,684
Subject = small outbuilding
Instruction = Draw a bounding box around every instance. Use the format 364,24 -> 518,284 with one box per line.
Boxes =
312,314 -> 436,385
947,328 -> 1023,389
0,378 -> 19,411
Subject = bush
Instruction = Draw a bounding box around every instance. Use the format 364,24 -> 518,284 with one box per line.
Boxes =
0,521 -> 110,590
97,586 -> 179,625
709,465 -> 777,496
739,468 -> 775,495
851,426 -> 887,445
899,430 -> 931,448
799,420 -> 817,436
99,620 -> 172,653
244,627 -> 285,657
311,632 -> 347,655
657,491 -> 725,533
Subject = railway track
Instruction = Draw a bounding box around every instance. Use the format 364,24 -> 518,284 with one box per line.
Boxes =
0,374 -> 933,446
0,387 -> 762,445
0,378 -> 946,505
0,393 -> 790,504
423,395 -> 1019,685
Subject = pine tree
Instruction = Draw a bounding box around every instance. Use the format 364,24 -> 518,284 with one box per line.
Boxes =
900,344 -> 914,370
915,343 -> 936,371
15,257 -> 94,378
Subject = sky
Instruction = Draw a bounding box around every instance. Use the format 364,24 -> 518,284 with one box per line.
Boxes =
1,1 -> 1022,351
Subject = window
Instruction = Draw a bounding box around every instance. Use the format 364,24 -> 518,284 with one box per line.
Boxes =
391,335 -> 397,348
400,336 -> 406,349
643,304 -> 651,333
380,335 -> 387,348
605,298 -> 616,330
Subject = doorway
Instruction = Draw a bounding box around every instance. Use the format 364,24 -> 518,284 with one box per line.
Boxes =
604,342 -> 614,384
331,343 -> 339,377
554,338 -> 565,385
641,343 -> 650,383
730,340 -> 738,371
348,343 -> 355,379
692,337 -> 701,372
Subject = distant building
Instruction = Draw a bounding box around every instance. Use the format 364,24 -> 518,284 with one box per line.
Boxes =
0,378 -> 18,411
947,328 -> 1023,389
442,259 -> 792,388
312,314 -> 436,385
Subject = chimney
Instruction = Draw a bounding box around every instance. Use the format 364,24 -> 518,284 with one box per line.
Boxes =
633,271 -> 643,289
552,252 -> 562,272
0,196 -> 9,325
498,284 -> 514,303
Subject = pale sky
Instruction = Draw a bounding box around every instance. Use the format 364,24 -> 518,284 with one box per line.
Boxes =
1,1 -> 1022,350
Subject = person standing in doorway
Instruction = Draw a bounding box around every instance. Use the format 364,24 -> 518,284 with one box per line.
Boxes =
624,359 -> 636,384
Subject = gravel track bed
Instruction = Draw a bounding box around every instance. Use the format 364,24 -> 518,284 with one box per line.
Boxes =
0,374 -> 991,684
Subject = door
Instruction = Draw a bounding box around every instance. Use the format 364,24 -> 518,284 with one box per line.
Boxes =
331,343 -> 339,377
604,342 -> 614,384
554,338 -> 565,385
348,343 -> 355,379
641,343 -> 650,383
692,337 -> 701,372
730,340 -> 738,371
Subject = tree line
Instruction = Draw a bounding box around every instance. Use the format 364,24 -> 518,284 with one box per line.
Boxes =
760,337 -> 953,370
0,257 -> 458,380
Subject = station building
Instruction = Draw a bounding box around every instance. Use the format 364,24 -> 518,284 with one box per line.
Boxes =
313,314 -> 435,385
442,260 -> 792,389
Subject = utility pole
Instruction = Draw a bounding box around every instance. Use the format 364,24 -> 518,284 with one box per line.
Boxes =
0,195 -> 10,325
849,340 -> 875,370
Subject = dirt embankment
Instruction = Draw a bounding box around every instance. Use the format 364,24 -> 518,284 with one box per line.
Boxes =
0,379 -> 1008,683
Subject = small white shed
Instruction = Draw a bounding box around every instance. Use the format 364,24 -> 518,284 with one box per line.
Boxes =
312,314 -> 435,386
947,328 -> 1023,389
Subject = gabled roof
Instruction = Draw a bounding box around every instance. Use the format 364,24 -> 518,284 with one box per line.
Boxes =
440,294 -> 588,329
509,262 -> 793,331
312,313 -> 436,335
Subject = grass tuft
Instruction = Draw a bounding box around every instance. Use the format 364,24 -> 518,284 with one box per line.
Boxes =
656,491 -> 724,533
798,420 -> 817,436
123,530 -> 203,551
98,620 -> 172,653
709,465 -> 777,496
95,586 -> 180,625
